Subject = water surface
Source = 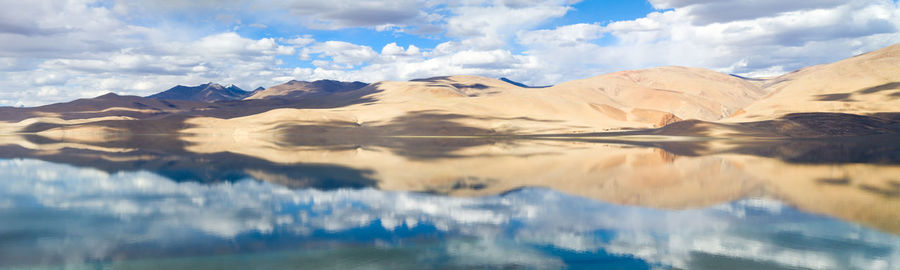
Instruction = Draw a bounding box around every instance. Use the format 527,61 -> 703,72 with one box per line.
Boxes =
0,135 -> 898,269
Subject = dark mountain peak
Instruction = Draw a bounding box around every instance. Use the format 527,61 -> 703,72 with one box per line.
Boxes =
96,92 -> 121,99
246,79 -> 369,100
204,82 -> 224,89
148,82 -> 251,102
254,87 -> 266,91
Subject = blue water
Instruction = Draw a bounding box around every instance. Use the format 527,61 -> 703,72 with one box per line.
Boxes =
0,158 -> 897,269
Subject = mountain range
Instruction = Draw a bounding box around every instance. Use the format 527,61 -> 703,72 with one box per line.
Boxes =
1,43 -> 898,139
148,83 -> 254,102
246,79 -> 368,100
140,80 -> 369,103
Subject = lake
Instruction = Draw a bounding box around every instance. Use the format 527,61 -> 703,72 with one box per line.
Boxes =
0,135 -> 898,269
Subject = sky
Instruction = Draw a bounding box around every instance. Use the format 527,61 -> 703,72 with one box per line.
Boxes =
1,0 -> 899,106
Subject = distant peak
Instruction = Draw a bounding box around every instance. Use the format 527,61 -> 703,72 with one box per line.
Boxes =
97,92 -> 120,98
204,83 -> 225,90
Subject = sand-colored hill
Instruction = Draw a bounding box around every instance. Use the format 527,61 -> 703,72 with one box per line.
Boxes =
182,70 -> 770,137
245,80 -> 368,100
552,66 -> 767,121
732,44 -> 900,121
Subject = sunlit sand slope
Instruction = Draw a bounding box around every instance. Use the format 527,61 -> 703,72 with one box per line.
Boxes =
732,44 -> 900,121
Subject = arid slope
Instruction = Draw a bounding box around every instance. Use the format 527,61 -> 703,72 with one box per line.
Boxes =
184,70 -> 768,136
732,44 -> 900,121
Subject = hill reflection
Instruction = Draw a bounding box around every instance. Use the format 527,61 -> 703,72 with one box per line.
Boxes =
0,133 -> 898,235
0,159 -> 897,269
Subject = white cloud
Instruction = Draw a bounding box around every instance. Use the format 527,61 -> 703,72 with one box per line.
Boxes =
507,0 -> 900,84
284,0 -> 434,30
283,35 -> 315,47
305,41 -> 378,67
445,0 -> 573,49
599,0 -> 900,75
195,33 -> 295,56
517,23 -> 604,47
648,0 -> 848,24
381,42 -> 421,56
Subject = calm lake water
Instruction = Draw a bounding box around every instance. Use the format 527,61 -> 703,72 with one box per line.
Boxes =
0,135 -> 898,269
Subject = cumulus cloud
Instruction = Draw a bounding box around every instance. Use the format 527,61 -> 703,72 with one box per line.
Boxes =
285,0 -> 432,30
605,0 -> 899,75
510,0 -> 900,82
305,41 -> 378,67
444,0 -> 573,48
648,0 -> 849,24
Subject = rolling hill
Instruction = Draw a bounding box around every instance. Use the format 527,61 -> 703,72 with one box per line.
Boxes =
730,43 -> 900,121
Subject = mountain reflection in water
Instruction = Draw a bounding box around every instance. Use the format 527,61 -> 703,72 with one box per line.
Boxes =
0,134 -> 898,269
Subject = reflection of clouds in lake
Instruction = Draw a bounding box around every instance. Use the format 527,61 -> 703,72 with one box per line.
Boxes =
0,158 -> 897,269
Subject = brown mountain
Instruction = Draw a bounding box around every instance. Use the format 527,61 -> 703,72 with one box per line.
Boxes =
0,92 -> 214,123
244,80 -> 368,100
148,83 -> 254,102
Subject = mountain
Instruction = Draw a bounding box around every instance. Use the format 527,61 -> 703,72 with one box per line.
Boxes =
730,43 -> 900,121
2,43 -> 899,139
148,83 -> 253,102
0,92 -> 216,123
179,71 -> 770,140
0,92 -> 219,137
549,66 -> 767,123
244,80 -> 368,100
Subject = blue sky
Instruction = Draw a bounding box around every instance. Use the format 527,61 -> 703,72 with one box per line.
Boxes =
0,0 -> 898,106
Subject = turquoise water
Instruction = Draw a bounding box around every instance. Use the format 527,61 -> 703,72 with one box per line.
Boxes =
0,158 -> 898,270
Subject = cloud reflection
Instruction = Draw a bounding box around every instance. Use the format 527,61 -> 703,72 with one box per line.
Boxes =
0,158 -> 897,269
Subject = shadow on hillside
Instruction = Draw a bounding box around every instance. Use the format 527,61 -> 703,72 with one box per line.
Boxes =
858,82 -> 900,95
0,84 -> 383,123
200,85 -> 381,119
